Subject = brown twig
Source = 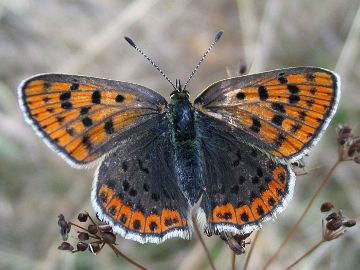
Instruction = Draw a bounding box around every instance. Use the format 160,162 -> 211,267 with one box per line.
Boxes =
108,243 -> 149,270
285,240 -> 324,270
191,215 -> 217,270
243,230 -> 260,270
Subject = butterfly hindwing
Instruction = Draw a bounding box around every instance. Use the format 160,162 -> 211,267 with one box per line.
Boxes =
196,112 -> 295,234
194,67 -> 340,162
92,115 -> 191,243
18,74 -> 167,167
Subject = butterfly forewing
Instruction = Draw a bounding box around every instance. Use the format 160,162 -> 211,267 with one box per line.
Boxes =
194,67 -> 340,162
18,74 -> 167,167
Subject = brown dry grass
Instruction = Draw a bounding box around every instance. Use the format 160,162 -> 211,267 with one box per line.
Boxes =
0,0 -> 359,269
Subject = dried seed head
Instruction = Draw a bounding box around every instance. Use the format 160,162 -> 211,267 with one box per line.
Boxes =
337,125 -> 353,145
354,156 -> 360,164
88,224 -> 98,234
98,225 -> 113,233
89,243 -> 101,254
343,219 -> 357,227
58,214 -> 71,240
58,241 -> 74,251
321,202 -> 334,212
326,219 -> 343,231
101,232 -> 116,245
219,232 -> 251,255
78,213 -> 88,222
77,242 -> 89,251
78,232 -> 89,241
326,212 -> 339,221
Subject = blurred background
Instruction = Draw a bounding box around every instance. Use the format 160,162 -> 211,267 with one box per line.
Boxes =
0,0 -> 359,269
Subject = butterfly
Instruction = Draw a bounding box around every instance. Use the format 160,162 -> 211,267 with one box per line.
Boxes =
18,32 -> 340,244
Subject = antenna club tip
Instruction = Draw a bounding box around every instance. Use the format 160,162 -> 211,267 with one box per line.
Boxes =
215,31 -> 224,42
124,36 -> 136,48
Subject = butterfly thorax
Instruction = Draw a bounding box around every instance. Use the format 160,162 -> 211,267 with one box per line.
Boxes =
169,91 -> 196,143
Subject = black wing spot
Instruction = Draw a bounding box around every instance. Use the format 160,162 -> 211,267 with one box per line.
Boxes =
80,106 -> 90,115
268,197 -> 276,206
82,135 -> 92,150
122,180 -> 130,192
60,91 -> 71,101
299,111 -> 307,120
61,101 -> 72,109
241,212 -> 249,222
104,119 -> 114,134
56,116 -> 65,124
291,124 -> 301,133
256,167 -> 263,177
272,114 -> 284,126
66,128 -> 74,136
151,193 -> 160,201
236,92 -> 246,100
250,117 -> 261,133
82,117 -> 93,127
271,102 -> 286,113
92,91 -> 101,104
278,76 -> 288,84
70,83 -> 79,90
287,84 -> 299,94
257,206 -> 265,216
230,185 -> 240,194
122,161 -> 128,172
138,159 -> 149,174
143,183 -> 150,192
258,86 -> 269,101
133,220 -> 141,230
149,222 -> 158,231
289,94 -> 300,104
120,214 -> 127,224
238,175 -> 246,184
252,176 -> 260,185
115,94 -> 125,103
129,188 -> 137,197
46,107 -> 54,113
306,73 -> 315,81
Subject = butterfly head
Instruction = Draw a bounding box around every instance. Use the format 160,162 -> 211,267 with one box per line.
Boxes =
170,79 -> 190,101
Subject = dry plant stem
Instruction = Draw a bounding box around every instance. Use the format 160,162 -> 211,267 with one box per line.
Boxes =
285,240 -> 325,270
262,159 -> 342,270
108,243 -> 148,270
191,215 -> 217,270
243,230 -> 260,270
231,251 -> 236,270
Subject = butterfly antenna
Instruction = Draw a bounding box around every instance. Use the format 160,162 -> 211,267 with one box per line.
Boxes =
183,31 -> 223,91
124,36 -> 177,90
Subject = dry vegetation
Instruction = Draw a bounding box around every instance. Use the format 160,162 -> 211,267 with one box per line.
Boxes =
0,0 -> 359,269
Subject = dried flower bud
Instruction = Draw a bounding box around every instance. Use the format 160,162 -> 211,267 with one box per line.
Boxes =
343,219 -> 357,227
101,232 -> 116,245
320,202 -> 334,212
88,224 -> 98,234
325,212 -> 339,221
58,241 -> 74,251
77,242 -> 89,251
78,213 -> 88,222
219,232 -> 251,255
98,225 -> 113,233
78,232 -> 89,241
326,219 -> 343,231
239,64 -> 247,75
337,125 -> 353,145
58,214 -> 71,240
89,243 -> 101,254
